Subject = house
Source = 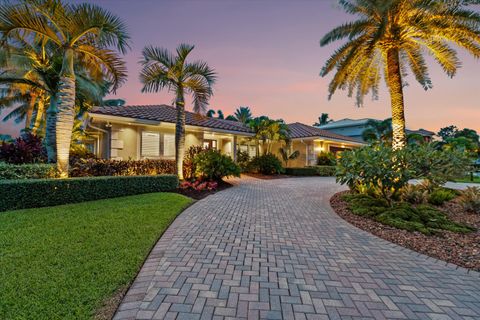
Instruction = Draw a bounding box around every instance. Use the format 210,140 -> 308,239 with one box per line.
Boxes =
85,105 -> 362,167
316,118 -> 435,142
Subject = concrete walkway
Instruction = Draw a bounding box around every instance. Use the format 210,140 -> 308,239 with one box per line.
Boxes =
115,177 -> 480,320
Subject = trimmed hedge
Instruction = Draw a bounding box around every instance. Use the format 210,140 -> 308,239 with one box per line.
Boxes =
0,175 -> 178,212
0,162 -> 56,180
285,165 -> 336,176
69,158 -> 176,177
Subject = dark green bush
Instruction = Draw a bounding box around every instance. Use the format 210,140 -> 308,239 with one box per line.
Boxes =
249,153 -> 284,175
69,158 -> 176,177
194,149 -> 241,181
343,193 -> 474,235
0,175 -> 178,212
236,150 -> 251,171
0,162 -> 56,180
428,188 -> 456,206
285,166 -> 336,176
317,151 -> 336,166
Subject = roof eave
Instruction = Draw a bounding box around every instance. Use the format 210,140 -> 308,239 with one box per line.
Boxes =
88,112 -> 254,136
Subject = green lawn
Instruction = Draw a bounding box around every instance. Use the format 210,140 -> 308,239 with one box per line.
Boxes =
0,193 -> 192,320
455,176 -> 480,183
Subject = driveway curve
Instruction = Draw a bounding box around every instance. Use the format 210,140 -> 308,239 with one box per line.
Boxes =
115,177 -> 480,320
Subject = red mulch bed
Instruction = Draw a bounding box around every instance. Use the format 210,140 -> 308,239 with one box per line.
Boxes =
175,180 -> 232,200
330,191 -> 480,271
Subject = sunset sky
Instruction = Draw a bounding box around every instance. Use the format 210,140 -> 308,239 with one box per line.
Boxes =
1,0 -> 479,137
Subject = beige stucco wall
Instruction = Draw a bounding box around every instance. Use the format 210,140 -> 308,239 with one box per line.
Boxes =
114,125 -> 139,160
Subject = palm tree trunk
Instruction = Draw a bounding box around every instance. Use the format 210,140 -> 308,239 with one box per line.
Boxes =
24,93 -> 37,131
32,98 -> 45,134
45,95 -> 57,163
56,49 -> 76,178
175,87 -> 186,180
386,48 -> 407,150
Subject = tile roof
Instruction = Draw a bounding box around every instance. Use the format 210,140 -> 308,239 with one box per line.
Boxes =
90,104 -> 253,134
287,122 -> 364,143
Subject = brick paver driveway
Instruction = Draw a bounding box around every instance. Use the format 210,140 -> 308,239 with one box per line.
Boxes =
115,177 -> 480,320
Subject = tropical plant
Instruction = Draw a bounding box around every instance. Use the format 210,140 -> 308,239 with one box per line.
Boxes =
182,145 -> 205,180
206,109 -> 216,118
234,106 -> 253,124
236,150 -> 250,171
361,119 -> 393,143
320,0 -> 480,149
249,117 -> 289,154
249,153 -> 284,175
216,109 -> 224,119
0,132 -> 47,164
140,44 -> 216,179
408,143 -> 471,187
401,184 -> 428,204
0,0 -> 130,176
102,98 -> 125,107
278,141 -> 300,167
428,188 -> 456,206
313,113 -> 332,126
438,125 -> 459,141
336,144 -> 413,205
316,151 -> 336,166
193,149 -> 240,181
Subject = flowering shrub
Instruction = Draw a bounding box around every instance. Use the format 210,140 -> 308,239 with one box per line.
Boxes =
0,133 -> 47,164
183,146 -> 206,180
179,180 -> 218,192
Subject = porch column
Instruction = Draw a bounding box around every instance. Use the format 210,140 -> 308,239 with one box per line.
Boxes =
232,136 -> 237,162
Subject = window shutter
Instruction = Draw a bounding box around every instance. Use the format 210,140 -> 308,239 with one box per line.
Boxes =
163,134 -> 175,157
141,131 -> 160,157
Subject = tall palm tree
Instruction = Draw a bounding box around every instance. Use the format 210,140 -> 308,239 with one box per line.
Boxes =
313,113 -> 332,126
0,0 -> 130,176
320,0 -> 480,149
140,44 -> 216,180
234,106 -> 253,124
249,117 -> 290,154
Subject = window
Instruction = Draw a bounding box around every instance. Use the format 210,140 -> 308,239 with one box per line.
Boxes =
203,139 -> 217,150
141,131 -> 160,157
141,131 -> 175,158
162,134 -> 175,157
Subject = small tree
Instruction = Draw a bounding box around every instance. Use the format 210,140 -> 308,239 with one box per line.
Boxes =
279,141 -> 300,167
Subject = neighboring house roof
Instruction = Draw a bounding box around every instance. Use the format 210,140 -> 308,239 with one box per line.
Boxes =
287,122 -> 364,143
316,118 -> 376,129
406,128 -> 436,137
89,104 -> 252,134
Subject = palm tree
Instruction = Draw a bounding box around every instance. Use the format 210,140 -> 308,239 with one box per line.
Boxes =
217,109 -> 224,119
361,118 -> 393,143
0,0 -> 130,176
206,109 -> 216,118
234,106 -> 253,124
140,44 -> 216,180
320,0 -> 480,150
249,117 -> 290,154
313,113 -> 332,126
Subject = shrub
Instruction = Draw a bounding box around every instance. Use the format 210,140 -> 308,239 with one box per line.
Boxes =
401,184 -> 428,204
428,188 -> 456,206
343,193 -> 474,235
249,153 -> 284,175
236,150 -> 250,171
317,151 -> 336,166
458,186 -> 480,214
285,166 -> 336,176
313,165 -> 336,176
0,133 -> 47,164
69,158 -> 176,177
194,149 -> 241,181
408,144 -> 471,187
0,162 -> 56,180
0,175 -> 178,212
285,167 -> 317,176
183,146 -> 206,180
336,144 -> 413,205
